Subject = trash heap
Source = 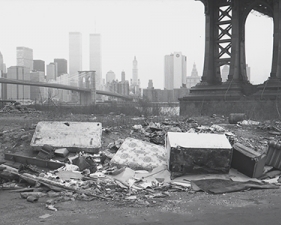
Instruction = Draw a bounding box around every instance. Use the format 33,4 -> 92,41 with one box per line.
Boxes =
1,116 -> 281,211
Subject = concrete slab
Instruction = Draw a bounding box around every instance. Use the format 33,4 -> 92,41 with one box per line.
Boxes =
30,121 -> 102,152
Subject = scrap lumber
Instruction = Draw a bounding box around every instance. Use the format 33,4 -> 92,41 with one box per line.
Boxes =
1,165 -> 113,200
4,153 -> 64,170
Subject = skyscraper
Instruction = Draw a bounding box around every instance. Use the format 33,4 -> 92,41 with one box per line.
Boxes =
89,34 -> 102,89
2,64 -> 6,73
221,65 -> 229,82
186,63 -> 201,88
17,47 -> 33,70
54,58 -> 67,76
7,66 -> 30,100
164,52 -> 187,90
33,60 -> 45,73
69,32 -> 82,83
148,80 -> 154,89
106,70 -> 116,83
132,56 -> 138,85
30,71 -> 45,102
46,63 -> 57,81
221,64 -> 250,82
121,71 -> 125,82
0,52 -> 3,99
0,52 -> 3,72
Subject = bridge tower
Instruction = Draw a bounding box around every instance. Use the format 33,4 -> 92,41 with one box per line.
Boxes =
180,0 -> 281,106
78,71 -> 96,105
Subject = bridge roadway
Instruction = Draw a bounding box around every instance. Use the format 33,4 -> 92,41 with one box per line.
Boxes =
0,78 -> 133,101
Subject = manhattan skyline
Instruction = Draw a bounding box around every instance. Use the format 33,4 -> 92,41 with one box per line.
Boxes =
0,0 -> 274,89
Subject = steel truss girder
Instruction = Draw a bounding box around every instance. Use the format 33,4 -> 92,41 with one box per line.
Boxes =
199,0 -> 277,86
217,1 -> 232,67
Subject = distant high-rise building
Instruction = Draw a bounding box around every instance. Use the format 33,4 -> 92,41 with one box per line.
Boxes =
33,60 -> 45,73
164,52 -> 187,90
55,74 -> 72,102
0,52 -> 4,99
54,58 -> 67,76
121,71 -> 125,82
0,52 -> 3,72
132,56 -> 138,85
30,71 -> 45,102
221,64 -> 250,82
221,65 -> 229,82
1,72 -> 7,100
106,70 -> 116,83
2,63 -> 6,73
186,63 -> 201,88
246,64 -> 251,82
89,34 -> 102,89
7,66 -> 30,100
148,80 -> 154,89
69,32 -> 82,83
17,47 -> 33,70
117,80 -> 129,96
46,63 -> 57,81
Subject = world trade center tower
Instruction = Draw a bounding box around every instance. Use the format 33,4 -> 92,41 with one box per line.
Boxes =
69,32 -> 82,85
89,33 -> 102,90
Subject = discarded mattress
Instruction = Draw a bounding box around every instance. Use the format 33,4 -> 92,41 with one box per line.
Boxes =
30,121 -> 102,153
166,132 -> 232,177
110,137 -> 167,171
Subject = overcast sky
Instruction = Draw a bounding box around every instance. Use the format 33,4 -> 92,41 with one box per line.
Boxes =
0,0 -> 274,89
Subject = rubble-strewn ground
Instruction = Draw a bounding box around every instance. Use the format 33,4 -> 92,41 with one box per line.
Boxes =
1,112 -> 281,224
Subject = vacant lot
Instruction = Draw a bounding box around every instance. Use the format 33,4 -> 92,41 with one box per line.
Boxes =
1,112 -> 281,225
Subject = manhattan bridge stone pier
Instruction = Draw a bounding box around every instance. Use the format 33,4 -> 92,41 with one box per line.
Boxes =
180,0 -> 281,113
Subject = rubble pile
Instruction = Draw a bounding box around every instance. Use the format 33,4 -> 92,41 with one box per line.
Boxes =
1,115 -> 281,211
0,102 -> 38,113
0,154 -> 188,210
0,127 -> 35,153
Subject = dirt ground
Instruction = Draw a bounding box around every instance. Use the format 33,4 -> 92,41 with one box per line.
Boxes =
1,112 -> 281,224
1,186 -> 281,224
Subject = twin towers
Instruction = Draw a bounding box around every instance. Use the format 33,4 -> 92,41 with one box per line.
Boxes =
69,32 -> 102,89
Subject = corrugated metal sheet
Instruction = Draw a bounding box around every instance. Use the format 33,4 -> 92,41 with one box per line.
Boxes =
266,143 -> 281,169
30,121 -> 102,152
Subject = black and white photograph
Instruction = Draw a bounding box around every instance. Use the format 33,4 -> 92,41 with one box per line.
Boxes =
0,0 -> 280,224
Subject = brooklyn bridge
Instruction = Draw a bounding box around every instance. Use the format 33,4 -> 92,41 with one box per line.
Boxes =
0,71 -> 133,105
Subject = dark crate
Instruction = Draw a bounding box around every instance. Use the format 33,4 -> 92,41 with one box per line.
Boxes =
166,132 -> 232,178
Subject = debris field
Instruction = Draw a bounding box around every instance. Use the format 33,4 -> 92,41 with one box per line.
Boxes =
1,111 -> 281,212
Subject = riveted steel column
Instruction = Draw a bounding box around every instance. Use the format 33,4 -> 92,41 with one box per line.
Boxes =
201,0 -> 220,85
228,0 -> 248,82
275,0 -> 281,79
